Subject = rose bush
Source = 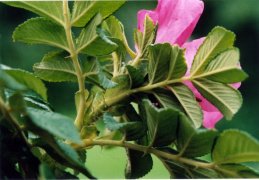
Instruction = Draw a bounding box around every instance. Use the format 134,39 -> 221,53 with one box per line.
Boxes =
0,0 -> 258,179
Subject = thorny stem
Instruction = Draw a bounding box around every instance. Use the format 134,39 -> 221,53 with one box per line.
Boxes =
63,0 -> 85,130
74,139 -> 216,171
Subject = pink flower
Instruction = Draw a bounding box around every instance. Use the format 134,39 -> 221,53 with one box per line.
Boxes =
137,0 -> 240,129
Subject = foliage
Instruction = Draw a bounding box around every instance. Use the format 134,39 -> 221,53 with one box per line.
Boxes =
0,1 -> 258,179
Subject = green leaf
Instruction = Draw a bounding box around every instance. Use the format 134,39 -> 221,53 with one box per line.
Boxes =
193,48 -> 248,83
0,69 -> 26,91
177,114 -> 218,157
71,1 -> 125,27
216,164 -> 259,178
3,1 -> 64,25
148,43 -> 187,84
54,168 -> 79,179
39,163 -> 56,180
55,140 -> 83,167
34,138 -> 95,179
135,15 -> 156,55
168,83 -> 203,128
76,14 -> 118,56
105,74 -> 130,100
139,99 -> 179,147
157,148 -> 189,178
82,57 -> 117,89
13,17 -> 69,51
103,113 -> 142,133
102,15 -> 125,41
191,26 -> 236,75
158,148 -> 219,178
4,69 -> 47,100
152,88 -> 183,112
3,88 -> 51,112
123,105 -> 146,140
212,130 -> 259,164
8,93 -> 27,114
26,107 -> 81,144
193,78 -> 242,120
21,91 -> 52,111
126,65 -> 145,88
34,52 -> 116,88
33,51 -> 76,82
102,16 -> 136,59
125,149 -> 153,179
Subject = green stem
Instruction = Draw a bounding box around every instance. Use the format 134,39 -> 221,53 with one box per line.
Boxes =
75,139 -> 214,170
121,32 -> 136,59
89,76 -> 190,119
214,166 -> 240,178
132,76 -> 189,93
112,52 -> 120,77
63,0 -> 85,130
131,52 -> 142,67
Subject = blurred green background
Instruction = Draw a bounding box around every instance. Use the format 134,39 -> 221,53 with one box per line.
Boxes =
0,0 -> 259,178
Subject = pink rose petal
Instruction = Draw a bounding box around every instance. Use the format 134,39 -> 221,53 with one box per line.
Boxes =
137,0 -> 204,46
231,82 -> 241,89
202,110 -> 223,129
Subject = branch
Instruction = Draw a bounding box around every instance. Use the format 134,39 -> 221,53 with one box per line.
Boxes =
88,76 -> 190,121
74,139 -> 215,170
